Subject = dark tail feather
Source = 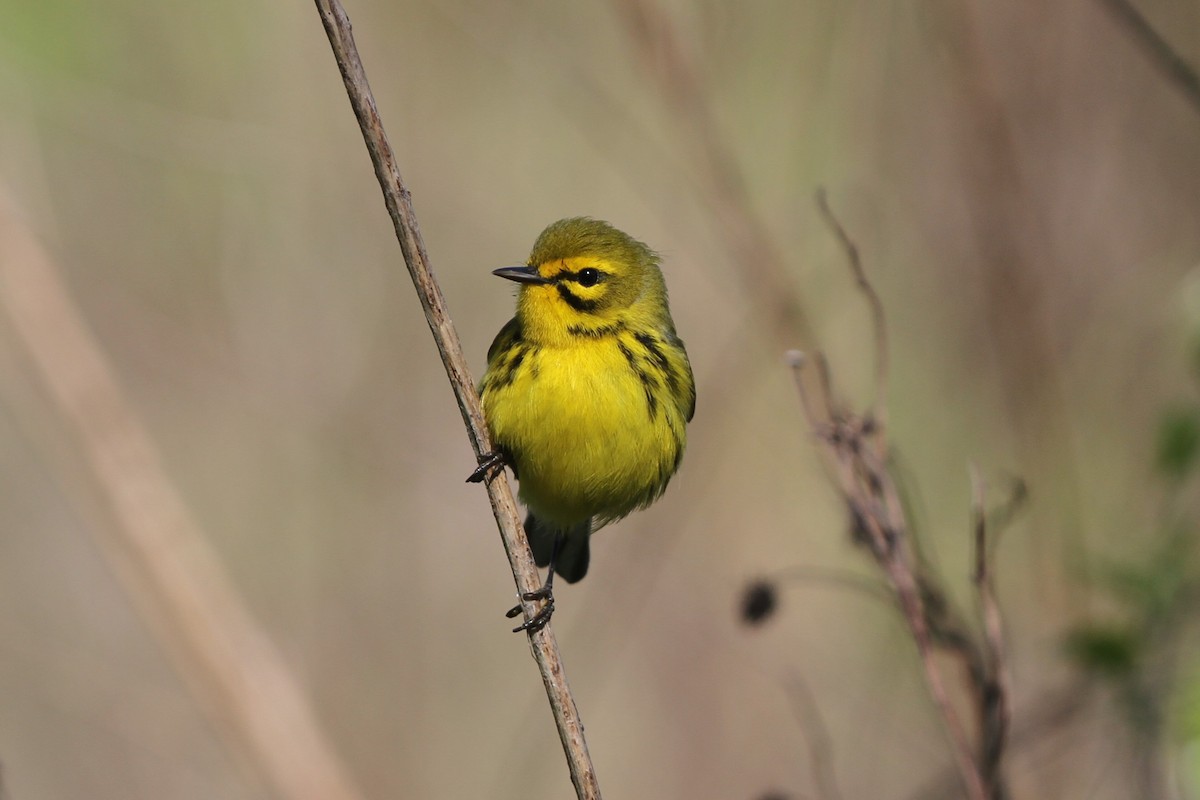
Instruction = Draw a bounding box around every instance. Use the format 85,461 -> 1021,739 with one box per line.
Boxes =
525,513 -> 592,584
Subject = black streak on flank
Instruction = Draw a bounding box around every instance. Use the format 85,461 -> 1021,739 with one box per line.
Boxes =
616,339 -> 639,374
556,284 -> 599,313
507,347 -> 526,378
617,339 -> 657,420
491,345 -> 525,389
634,331 -> 679,394
640,371 -> 659,420
666,411 -> 685,471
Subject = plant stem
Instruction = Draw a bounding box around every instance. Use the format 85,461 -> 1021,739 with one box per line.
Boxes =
311,3 -> 601,798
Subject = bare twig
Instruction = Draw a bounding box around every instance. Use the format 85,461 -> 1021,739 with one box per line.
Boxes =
786,203 -> 989,800
1095,0 -> 1200,116
971,466 -> 1011,797
0,192 -> 365,800
310,2 -> 600,798
815,189 -> 889,451
787,353 -> 986,800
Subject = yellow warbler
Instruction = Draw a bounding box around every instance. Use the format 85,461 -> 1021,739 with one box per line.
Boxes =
470,217 -> 695,631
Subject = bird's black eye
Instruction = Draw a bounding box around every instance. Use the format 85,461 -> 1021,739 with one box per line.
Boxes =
577,268 -> 601,287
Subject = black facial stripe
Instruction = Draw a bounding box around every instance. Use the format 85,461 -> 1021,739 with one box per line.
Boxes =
566,320 -> 626,338
556,283 -> 600,312
552,269 -> 609,284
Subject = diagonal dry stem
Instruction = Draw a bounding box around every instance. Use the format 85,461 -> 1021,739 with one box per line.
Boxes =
311,2 -> 600,798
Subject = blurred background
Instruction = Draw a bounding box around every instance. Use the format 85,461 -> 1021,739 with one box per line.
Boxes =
2,1 -> 1200,798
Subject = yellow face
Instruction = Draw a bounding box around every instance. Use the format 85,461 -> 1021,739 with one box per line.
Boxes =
494,254 -> 647,342
492,216 -> 669,343
532,255 -> 624,311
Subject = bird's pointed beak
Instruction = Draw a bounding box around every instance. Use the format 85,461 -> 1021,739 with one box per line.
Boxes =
492,265 -> 551,285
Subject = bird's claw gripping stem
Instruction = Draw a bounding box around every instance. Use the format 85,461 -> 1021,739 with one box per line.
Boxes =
466,451 -> 506,483
506,585 -> 555,634
507,595 -> 555,634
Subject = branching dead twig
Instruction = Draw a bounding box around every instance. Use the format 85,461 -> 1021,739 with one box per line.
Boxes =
815,189 -> 889,452
311,2 -> 600,798
785,195 -> 991,800
786,362 -> 988,800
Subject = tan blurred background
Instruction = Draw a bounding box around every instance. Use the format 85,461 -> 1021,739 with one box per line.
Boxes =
2,1 -> 1200,798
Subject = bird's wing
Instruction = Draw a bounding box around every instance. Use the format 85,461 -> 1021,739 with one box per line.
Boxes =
486,316 -> 523,365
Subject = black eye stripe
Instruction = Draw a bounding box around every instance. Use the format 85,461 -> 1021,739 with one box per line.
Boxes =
556,283 -> 600,312
553,268 -> 608,286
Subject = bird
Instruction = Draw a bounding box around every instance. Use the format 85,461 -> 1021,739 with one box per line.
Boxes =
469,217 -> 695,632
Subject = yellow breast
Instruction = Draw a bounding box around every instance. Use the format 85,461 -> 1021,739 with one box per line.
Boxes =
482,331 -> 687,528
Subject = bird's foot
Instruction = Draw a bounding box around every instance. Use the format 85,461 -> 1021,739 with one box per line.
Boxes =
466,451 -> 506,483
506,585 -> 555,634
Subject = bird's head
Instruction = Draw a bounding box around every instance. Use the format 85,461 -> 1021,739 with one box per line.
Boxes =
493,217 -> 667,341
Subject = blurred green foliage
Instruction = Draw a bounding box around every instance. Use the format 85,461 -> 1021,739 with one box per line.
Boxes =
1066,355 -> 1200,793
1066,624 -> 1141,679
1158,406 -> 1200,479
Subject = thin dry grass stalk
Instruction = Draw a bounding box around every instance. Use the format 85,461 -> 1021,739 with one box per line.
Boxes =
311,2 -> 600,798
0,191 -> 366,800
